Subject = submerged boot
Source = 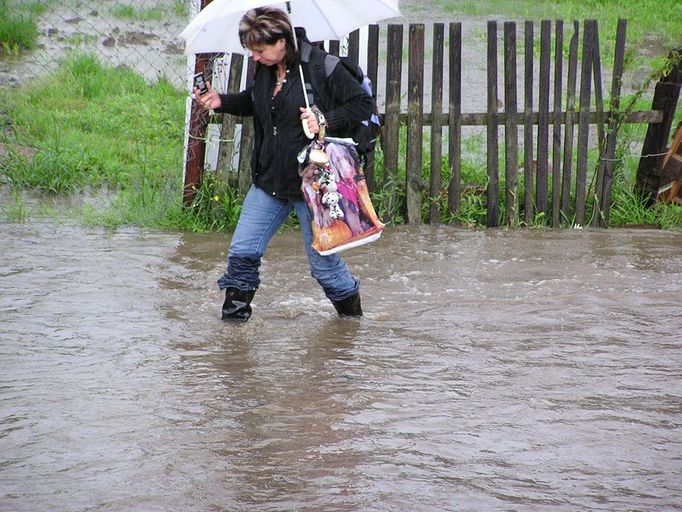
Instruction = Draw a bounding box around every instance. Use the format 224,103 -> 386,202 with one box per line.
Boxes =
221,288 -> 255,322
332,292 -> 363,317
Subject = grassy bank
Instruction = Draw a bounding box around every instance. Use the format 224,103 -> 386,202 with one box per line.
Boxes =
1,54 -> 192,227
0,0 -> 43,54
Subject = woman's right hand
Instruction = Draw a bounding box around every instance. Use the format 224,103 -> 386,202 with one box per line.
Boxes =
193,82 -> 221,110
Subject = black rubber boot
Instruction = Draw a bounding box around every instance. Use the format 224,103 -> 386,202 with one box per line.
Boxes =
332,292 -> 363,317
221,288 -> 255,322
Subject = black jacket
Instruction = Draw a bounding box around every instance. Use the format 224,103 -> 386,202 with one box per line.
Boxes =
216,43 -> 372,199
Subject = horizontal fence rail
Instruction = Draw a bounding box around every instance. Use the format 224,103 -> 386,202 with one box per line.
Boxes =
184,19 -> 680,228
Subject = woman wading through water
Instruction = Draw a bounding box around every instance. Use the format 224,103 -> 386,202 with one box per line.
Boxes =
193,7 -> 372,322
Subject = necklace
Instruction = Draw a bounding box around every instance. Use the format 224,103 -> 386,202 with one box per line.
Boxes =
275,68 -> 289,87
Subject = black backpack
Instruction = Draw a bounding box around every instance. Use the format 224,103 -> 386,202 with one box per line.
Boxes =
300,42 -> 381,166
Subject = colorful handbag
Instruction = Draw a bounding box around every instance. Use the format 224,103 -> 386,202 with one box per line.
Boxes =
299,135 -> 384,256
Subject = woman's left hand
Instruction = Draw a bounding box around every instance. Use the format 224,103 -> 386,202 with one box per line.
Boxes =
300,107 -> 320,135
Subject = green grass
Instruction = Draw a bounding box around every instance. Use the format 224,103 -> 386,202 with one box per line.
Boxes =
0,53 -> 247,231
110,1 -> 187,21
2,54 -> 179,226
110,4 -> 164,22
440,0 -> 681,49
0,0 -> 42,54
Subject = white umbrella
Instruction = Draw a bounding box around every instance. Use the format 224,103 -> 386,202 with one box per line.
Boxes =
179,0 -> 401,55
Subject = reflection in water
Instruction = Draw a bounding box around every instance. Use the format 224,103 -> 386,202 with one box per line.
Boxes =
1,223 -> 681,511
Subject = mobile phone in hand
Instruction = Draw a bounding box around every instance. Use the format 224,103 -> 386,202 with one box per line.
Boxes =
193,72 -> 208,95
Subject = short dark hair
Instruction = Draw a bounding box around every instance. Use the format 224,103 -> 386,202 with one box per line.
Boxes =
239,7 -> 297,66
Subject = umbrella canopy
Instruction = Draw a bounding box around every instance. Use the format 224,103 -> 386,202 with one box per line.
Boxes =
180,0 -> 401,55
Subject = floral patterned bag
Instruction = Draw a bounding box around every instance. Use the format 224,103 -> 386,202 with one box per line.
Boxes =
299,137 -> 384,256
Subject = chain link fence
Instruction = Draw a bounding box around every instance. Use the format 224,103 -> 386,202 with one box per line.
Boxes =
4,0 -> 200,88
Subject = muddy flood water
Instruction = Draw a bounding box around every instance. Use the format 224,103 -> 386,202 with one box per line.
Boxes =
1,222 -> 681,511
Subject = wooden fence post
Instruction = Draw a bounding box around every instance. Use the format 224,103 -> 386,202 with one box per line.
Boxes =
182,0 -> 217,207
536,20 -> 551,217
447,22 -> 462,218
595,19 -> 627,226
382,24 -> 404,221
575,20 -> 595,226
504,21 -> 519,225
365,25 -> 380,191
589,21 -> 607,227
560,21 -> 579,223
486,21 -> 500,227
523,21 -> 534,224
237,59 -> 255,194
348,29 -> 360,65
430,24 -> 445,223
635,47 -> 682,202
551,20 -> 564,227
406,24 -> 425,224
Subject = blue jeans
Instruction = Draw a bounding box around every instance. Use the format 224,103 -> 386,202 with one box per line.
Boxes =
217,185 -> 359,302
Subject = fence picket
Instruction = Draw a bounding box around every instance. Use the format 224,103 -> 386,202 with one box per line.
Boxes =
430,24 -> 445,223
561,21 -> 580,223
600,19 -> 628,226
237,59 -> 255,193
537,20 -> 552,216
348,29 -> 360,65
487,21 -> 500,227
523,21 -> 535,224
407,24 -> 425,224
591,21 -> 608,226
383,24 -> 403,220
504,22 -> 519,225
447,22 -> 462,218
365,25 -> 380,190
551,20 -> 564,226
575,20 -> 595,225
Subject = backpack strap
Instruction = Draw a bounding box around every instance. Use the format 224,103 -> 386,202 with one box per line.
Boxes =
300,41 -> 340,109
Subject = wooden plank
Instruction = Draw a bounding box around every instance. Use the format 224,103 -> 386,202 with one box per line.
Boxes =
366,25 -> 380,91
430,23 -> 445,223
487,21 -> 500,227
536,19 -> 551,216
551,20 -> 564,226
575,19 -> 594,226
591,22 -> 606,149
348,29 -> 360,64
590,20 -> 608,227
183,52 -> 214,206
328,40 -> 340,56
407,24 -> 425,224
382,24 -> 404,217
365,24 -> 380,191
237,59 -> 256,194
523,21 -> 534,224
217,53 -> 244,185
447,22 -> 463,217
380,110 -> 663,126
504,21 -> 519,225
600,19 -> 627,225
635,47 -> 682,201
182,0 -> 217,206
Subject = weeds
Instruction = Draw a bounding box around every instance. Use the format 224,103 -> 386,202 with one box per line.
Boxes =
0,0 -> 39,54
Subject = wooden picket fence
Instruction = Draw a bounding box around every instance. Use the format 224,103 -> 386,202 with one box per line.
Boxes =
184,19 -> 679,227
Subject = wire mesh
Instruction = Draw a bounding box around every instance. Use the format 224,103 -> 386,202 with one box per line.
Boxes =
7,0 -> 193,88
